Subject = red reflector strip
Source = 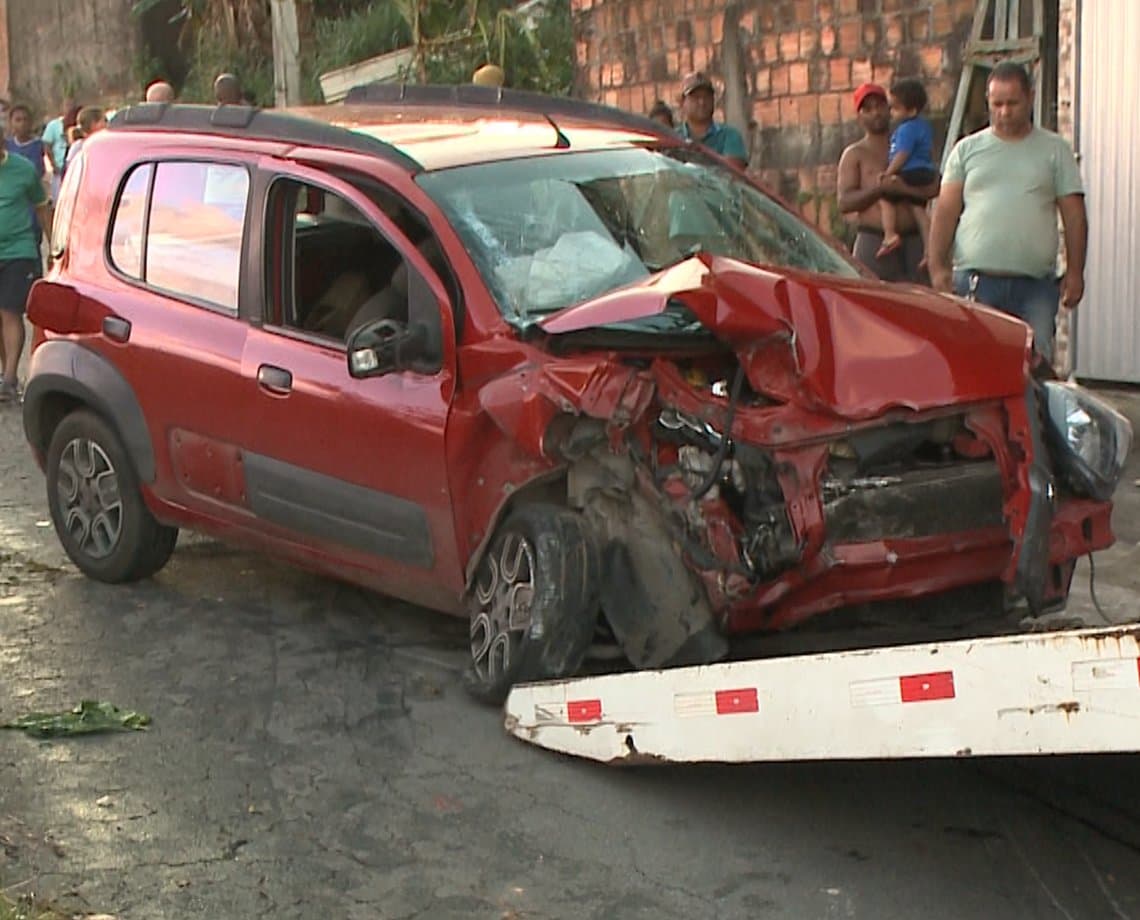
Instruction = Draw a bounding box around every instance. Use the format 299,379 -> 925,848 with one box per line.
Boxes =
567,699 -> 602,723
715,688 -> 760,715
899,671 -> 955,703
1136,658 -> 1140,685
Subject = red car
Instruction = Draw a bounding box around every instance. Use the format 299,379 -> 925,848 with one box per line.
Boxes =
23,87 -> 1132,701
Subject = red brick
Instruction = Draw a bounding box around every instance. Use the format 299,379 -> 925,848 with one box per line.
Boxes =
872,63 -> 895,86
838,21 -> 861,55
759,34 -> 779,63
789,61 -> 810,94
819,25 -> 836,55
754,66 -> 771,96
819,91 -> 844,124
841,93 -> 858,121
752,97 -> 780,126
909,10 -> 931,42
780,30 -> 800,60
692,45 -> 709,71
829,57 -> 851,89
770,63 -> 791,95
693,16 -> 710,44
799,26 -> 818,57
927,79 -> 954,113
838,0 -> 859,13
818,0 -> 836,22
795,0 -> 813,21
851,57 -> 872,84
920,45 -> 943,77
863,20 -> 880,47
884,14 -> 904,47
711,14 -> 724,44
796,94 -> 818,123
603,89 -> 619,106
779,95 -> 798,125
931,1 -> 956,37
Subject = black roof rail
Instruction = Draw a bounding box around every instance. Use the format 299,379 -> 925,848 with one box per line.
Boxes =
108,103 -> 421,171
344,83 -> 674,140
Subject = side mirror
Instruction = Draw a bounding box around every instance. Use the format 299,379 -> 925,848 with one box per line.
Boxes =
346,318 -> 428,378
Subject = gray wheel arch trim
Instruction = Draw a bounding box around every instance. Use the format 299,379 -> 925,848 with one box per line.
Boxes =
22,340 -> 157,483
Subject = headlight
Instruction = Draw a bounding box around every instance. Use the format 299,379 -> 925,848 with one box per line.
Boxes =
1042,381 -> 1133,501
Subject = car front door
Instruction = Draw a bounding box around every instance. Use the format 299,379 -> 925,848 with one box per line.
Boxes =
236,161 -> 464,613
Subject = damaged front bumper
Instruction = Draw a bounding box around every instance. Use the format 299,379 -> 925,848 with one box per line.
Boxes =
554,367 -> 1122,666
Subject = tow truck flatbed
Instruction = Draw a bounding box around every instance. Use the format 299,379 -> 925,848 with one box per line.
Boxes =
505,622 -> 1140,763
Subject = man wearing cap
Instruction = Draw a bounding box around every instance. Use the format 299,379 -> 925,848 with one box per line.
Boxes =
838,82 -> 938,282
678,72 -> 748,169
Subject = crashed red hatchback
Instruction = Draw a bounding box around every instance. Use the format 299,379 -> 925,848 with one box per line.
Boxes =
23,87 -> 1132,701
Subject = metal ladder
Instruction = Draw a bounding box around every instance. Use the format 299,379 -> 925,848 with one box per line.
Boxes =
941,0 -> 1048,170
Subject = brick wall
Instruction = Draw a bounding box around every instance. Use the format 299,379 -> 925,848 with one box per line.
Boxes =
572,0 -> 979,236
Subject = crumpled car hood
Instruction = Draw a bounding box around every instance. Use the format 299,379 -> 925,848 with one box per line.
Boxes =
539,255 -> 1032,419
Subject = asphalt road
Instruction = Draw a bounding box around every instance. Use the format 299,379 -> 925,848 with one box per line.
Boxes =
4,392 -> 1140,920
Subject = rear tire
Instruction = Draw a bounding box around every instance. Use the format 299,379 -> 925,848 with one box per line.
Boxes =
465,504 -> 598,705
46,409 -> 177,583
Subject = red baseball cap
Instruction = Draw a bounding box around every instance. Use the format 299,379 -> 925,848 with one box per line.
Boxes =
853,82 -> 887,111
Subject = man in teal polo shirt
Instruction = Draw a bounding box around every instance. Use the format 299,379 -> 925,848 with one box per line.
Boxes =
677,71 -> 748,169
0,122 -> 52,402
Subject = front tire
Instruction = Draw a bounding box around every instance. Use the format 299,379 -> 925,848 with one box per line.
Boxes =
465,504 -> 598,704
46,410 -> 178,583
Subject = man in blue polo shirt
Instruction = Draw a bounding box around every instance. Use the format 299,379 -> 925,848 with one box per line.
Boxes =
677,72 -> 748,169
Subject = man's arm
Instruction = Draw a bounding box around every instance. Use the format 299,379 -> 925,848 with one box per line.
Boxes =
837,146 -> 880,215
926,180 -> 964,292
1057,193 -> 1087,309
36,202 -> 53,250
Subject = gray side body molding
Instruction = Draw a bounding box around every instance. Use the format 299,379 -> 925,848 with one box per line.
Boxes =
22,340 -> 156,483
244,452 -> 435,569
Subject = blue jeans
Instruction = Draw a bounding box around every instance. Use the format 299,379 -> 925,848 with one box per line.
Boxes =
953,270 -> 1060,362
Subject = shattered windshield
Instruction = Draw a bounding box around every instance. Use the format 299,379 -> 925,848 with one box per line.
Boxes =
417,146 -> 859,325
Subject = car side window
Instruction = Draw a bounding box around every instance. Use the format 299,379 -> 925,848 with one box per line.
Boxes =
266,179 -> 411,344
108,160 -> 249,312
109,163 -> 152,279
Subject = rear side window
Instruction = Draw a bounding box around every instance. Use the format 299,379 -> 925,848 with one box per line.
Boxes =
50,150 -> 84,259
108,160 -> 250,312
109,163 -> 151,279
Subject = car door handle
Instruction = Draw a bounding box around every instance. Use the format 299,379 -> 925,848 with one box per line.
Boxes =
257,364 -> 293,394
102,316 -> 131,343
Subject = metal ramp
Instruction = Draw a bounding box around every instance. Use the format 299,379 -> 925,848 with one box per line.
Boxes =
505,624 -> 1140,763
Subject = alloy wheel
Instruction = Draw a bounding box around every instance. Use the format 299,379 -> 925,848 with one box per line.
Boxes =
55,436 -> 123,560
470,532 -> 537,685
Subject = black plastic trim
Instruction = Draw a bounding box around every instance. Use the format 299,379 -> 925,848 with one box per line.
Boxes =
244,451 -> 434,568
1015,382 -> 1055,613
109,103 -> 421,171
22,340 -> 157,482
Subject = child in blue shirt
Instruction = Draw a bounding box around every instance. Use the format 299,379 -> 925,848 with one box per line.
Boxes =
876,79 -> 938,262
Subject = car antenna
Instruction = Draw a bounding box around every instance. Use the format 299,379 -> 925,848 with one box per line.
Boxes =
542,113 -> 570,149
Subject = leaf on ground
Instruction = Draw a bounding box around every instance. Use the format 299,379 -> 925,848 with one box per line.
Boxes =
0,701 -> 151,738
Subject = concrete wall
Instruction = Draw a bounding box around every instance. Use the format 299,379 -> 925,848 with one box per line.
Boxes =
2,0 -> 141,114
572,0 -> 980,234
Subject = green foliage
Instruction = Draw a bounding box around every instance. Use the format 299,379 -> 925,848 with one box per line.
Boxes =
140,0 -> 575,105
1,700 -> 151,738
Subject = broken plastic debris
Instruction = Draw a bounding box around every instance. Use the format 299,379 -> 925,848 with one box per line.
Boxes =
1,700 -> 151,738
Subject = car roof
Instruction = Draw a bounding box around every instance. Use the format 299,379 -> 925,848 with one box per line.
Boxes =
108,85 -> 678,173
289,103 -> 668,170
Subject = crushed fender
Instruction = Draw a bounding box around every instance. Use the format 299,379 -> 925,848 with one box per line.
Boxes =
1,700 -> 151,738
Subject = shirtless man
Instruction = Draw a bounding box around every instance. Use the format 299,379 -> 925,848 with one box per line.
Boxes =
837,82 -> 938,283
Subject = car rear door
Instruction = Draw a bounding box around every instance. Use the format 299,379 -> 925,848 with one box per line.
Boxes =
235,160 -> 464,613
100,156 -> 261,524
